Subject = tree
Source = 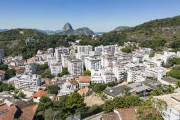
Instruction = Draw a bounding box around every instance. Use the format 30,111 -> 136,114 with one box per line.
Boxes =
176,80 -> 180,88
121,48 -> 131,53
44,108 -> 64,120
92,84 -> 107,93
5,69 -> 16,79
103,100 -> 114,113
168,66 -> 180,79
58,68 -> 69,77
47,85 -> 59,95
83,70 -> 91,76
0,64 -> 8,71
66,93 -> 85,113
137,98 -> 166,120
39,62 -> 48,70
165,85 -> 174,94
150,88 -> 164,96
39,96 -> 52,111
18,91 -> 25,98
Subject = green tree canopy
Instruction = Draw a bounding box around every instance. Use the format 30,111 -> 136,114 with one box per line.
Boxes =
83,70 -> 91,76
47,85 -> 59,95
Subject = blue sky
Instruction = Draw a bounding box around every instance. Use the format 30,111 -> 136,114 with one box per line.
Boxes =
0,0 -> 180,32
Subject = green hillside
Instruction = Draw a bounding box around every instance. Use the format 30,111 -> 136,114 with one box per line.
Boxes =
79,15 -> 180,51
0,28 -> 46,41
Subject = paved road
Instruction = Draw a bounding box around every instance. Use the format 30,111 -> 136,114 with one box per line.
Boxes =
83,112 -> 103,120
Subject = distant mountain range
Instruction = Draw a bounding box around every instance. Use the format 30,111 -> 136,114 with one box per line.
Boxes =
58,23 -> 95,36
0,29 -> 8,32
0,23 -> 96,36
113,26 -> 130,31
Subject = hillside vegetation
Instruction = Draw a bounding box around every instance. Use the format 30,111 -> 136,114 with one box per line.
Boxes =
79,15 -> 180,51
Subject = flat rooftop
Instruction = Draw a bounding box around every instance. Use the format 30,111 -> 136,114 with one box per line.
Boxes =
154,93 -> 180,112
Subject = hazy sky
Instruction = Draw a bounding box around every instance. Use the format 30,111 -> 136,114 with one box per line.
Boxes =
0,0 -> 180,32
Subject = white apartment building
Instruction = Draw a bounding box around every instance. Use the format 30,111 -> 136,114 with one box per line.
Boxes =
113,63 -> 127,82
76,45 -> 92,62
54,46 -> 70,62
67,58 -> 83,76
91,68 -> 116,83
61,54 -> 76,68
10,73 -> 42,90
101,55 -> 117,68
94,44 -> 119,55
84,56 -> 101,71
127,64 -> 145,82
101,69 -> 116,83
49,62 -> 62,76
91,70 -> 104,83
154,93 -> 180,120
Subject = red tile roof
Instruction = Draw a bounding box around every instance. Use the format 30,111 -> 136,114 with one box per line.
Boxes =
77,76 -> 90,83
115,106 -> 139,120
78,87 -> 89,95
32,90 -> 48,98
19,104 -> 38,120
102,112 -> 119,120
0,103 -> 17,120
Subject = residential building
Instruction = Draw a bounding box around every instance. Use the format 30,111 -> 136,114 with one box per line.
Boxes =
76,45 -> 92,62
127,82 -> 152,96
25,63 -> 38,73
127,64 -> 145,82
67,58 -> 83,76
159,77 -> 179,87
54,46 -> 70,62
101,68 -> 116,83
32,90 -> 48,102
104,85 -> 129,99
113,62 -> 127,81
154,93 -> 180,120
57,81 -> 77,97
102,106 -> 139,120
49,62 -> 62,76
91,70 -> 104,83
0,102 -> 17,120
10,73 -> 42,90
78,87 -> 92,97
76,76 -> 90,88
84,56 -> 101,71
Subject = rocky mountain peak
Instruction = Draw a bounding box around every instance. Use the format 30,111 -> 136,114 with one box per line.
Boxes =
62,23 -> 73,31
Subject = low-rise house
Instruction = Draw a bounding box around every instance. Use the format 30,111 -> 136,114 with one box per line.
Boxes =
76,76 -> 90,88
78,87 -> 92,96
127,82 -> 152,96
104,85 -> 130,99
0,101 -> 17,120
32,90 -> 48,102
18,103 -> 39,120
102,106 -> 139,120
25,63 -> 38,73
154,93 -> 180,120
0,70 -> 5,81
159,77 -> 178,87
142,79 -> 162,89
